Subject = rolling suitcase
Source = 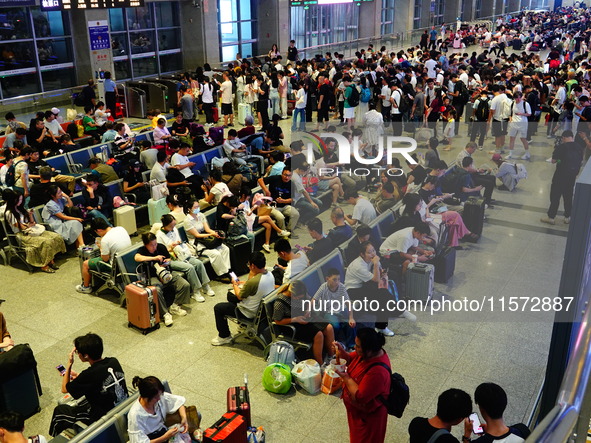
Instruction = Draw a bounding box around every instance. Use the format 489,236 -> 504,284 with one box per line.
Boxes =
212,107 -> 220,123
0,344 -> 42,418
405,263 -> 434,303
227,375 -> 251,428
114,205 -> 137,236
226,238 -> 251,276
433,247 -> 456,283
126,281 -> 161,335
209,126 -> 224,146
148,198 -> 169,226
237,103 -> 252,125
78,244 -> 100,273
203,412 -> 247,443
463,196 -> 485,236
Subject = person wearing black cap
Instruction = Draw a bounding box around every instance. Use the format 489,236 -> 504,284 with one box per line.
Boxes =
123,160 -> 150,204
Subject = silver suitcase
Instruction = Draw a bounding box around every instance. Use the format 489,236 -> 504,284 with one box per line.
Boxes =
114,205 -> 137,236
78,244 -> 100,273
405,263 -> 434,303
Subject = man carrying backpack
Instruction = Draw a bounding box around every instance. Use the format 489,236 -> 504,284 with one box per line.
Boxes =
450,74 -> 470,136
471,90 -> 490,150
343,76 -> 359,130
390,80 -> 404,136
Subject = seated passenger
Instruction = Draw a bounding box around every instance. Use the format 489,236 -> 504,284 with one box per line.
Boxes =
223,129 -> 265,175
165,194 -> 186,225
123,161 -> 150,204
380,222 -> 433,274
211,252 -> 275,346
82,106 -> 102,142
221,161 -> 247,196
127,376 -> 190,443
472,383 -> 531,443
344,224 -> 372,265
199,169 -> 232,211
326,206 -> 353,246
273,280 -> 334,365
76,217 -> 132,294
134,233 -> 191,327
0,311 -> 14,352
302,217 -> 334,264
408,388 -> 473,443
0,411 -> 47,442
3,188 -> 65,273
49,333 -> 128,436
491,153 -> 527,192
183,198 -> 232,282
82,175 -> 113,225
312,267 -> 356,350
344,190 -> 377,227
274,238 -> 309,285
89,157 -> 119,184
42,184 -> 85,248
156,214 -> 214,302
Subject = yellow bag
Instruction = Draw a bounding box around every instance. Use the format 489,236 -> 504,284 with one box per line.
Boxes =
76,124 -> 84,138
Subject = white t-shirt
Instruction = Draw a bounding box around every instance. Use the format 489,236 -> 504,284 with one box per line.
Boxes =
210,182 -> 232,205
381,85 -> 391,107
291,171 -> 305,203
100,226 -> 132,262
490,93 -> 509,121
44,119 -> 62,136
127,392 -> 186,443
150,162 -> 168,183
171,153 -> 193,178
344,256 -> 374,289
510,100 -> 531,124
155,227 -> 182,248
283,251 -> 309,284
295,88 -> 307,109
425,59 -> 438,78
238,270 -> 275,317
220,80 -> 233,104
380,227 -> 419,255
200,83 -> 214,104
390,89 -> 401,115
352,197 -> 376,225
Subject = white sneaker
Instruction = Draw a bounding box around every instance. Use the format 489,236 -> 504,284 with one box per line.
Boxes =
202,284 -> 215,296
521,152 -> 531,160
506,151 -> 515,159
540,217 -> 555,225
75,284 -> 93,294
400,310 -> 417,322
564,217 -> 570,224
163,313 -> 173,327
262,244 -> 271,253
546,157 -> 553,163
376,327 -> 395,337
192,292 -> 206,302
169,303 -> 187,316
211,335 -> 233,346
279,230 -> 291,237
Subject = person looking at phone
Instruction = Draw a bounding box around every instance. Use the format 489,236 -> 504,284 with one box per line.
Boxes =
82,174 -> 113,225
49,333 -> 128,436
471,383 -> 530,443
303,217 -> 334,264
198,169 -> 232,211
257,167 -> 300,234
134,232 -> 191,327
274,238 -> 309,285
408,388 -> 473,443
211,252 -> 275,346
127,376 -> 189,443
379,222 -> 433,275
0,411 -> 48,443
112,123 -> 137,161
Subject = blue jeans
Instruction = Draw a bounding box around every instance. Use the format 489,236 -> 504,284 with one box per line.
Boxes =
292,108 -> 306,131
87,209 -> 112,226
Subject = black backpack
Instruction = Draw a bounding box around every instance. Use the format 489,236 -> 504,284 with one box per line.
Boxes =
474,97 -> 490,121
365,362 -> 410,418
4,160 -> 25,188
457,80 -> 470,104
347,85 -> 360,107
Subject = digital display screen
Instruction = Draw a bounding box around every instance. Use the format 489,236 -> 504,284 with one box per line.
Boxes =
40,0 -> 144,10
290,0 -> 373,5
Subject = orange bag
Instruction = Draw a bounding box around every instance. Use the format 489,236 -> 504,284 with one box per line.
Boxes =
321,367 -> 342,394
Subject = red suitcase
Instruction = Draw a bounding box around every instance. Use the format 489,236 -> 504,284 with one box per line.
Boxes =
212,107 -> 219,123
203,412 -> 247,443
227,375 -> 251,428
126,282 -> 161,335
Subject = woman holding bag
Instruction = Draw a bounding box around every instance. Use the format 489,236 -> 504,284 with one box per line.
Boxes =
182,199 -> 232,280
333,328 -> 392,443
3,188 -> 65,273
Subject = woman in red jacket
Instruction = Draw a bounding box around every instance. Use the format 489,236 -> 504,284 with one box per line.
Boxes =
334,328 -> 392,443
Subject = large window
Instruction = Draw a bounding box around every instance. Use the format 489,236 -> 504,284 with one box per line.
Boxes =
291,4 -> 360,50
430,0 -> 444,25
414,0 -> 422,29
381,0 -> 395,35
218,0 -> 257,63
0,7 -> 74,99
108,1 -> 181,81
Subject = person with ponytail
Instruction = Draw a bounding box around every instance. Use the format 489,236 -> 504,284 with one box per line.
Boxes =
127,375 -> 188,443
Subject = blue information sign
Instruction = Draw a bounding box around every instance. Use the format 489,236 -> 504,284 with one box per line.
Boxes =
89,25 -> 111,51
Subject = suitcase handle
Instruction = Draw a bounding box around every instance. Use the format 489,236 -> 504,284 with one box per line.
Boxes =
208,413 -> 239,439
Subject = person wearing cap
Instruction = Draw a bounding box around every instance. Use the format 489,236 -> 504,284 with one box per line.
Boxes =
491,153 -> 527,192
51,107 -> 64,124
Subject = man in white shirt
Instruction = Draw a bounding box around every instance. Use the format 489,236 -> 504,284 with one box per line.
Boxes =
153,118 -> 172,145
344,190 -> 376,226
488,84 -> 510,154
390,81 -> 404,136
169,145 -> 205,197
274,238 -> 309,284
211,252 -> 275,346
507,92 -> 532,160
379,77 -> 391,126
218,71 -> 234,128
76,218 -> 132,294
150,150 -> 170,183
44,110 -> 65,138
222,129 -> 265,174
379,223 -> 432,274
425,57 -> 438,79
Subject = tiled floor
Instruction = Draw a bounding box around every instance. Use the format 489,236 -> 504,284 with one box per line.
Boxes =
3,48 -> 570,442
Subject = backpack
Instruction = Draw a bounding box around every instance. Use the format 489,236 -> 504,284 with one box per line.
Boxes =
4,160 -> 25,188
364,362 -> 410,418
227,211 -> 248,239
475,98 -> 490,121
360,85 -> 372,103
347,85 -> 360,107
440,166 -> 468,194
393,90 -> 411,113
267,340 -> 296,369
502,98 -> 514,119
426,428 -> 451,443
74,90 -> 85,107
457,80 -> 470,104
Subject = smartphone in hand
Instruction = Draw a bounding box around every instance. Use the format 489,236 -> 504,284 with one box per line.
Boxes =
470,413 -> 484,434
229,271 -> 239,282
56,364 -> 66,376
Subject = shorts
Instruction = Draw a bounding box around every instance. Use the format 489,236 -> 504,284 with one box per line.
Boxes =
317,107 -> 330,123
508,122 -> 527,139
221,103 -> 233,115
491,119 -> 507,137
344,107 -> 356,119
88,257 -> 111,273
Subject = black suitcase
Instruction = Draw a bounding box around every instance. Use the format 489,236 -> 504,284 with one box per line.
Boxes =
433,247 -> 456,283
0,344 -> 42,418
226,238 -> 251,276
463,196 -> 485,236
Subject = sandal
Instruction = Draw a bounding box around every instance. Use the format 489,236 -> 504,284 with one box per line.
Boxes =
49,263 -> 60,270
41,267 -> 56,274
